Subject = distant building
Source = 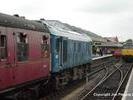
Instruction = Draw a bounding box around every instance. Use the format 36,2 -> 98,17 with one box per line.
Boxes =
104,37 -> 119,43
101,36 -> 122,48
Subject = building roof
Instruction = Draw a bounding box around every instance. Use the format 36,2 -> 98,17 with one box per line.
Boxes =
97,42 -> 123,47
104,37 -> 119,43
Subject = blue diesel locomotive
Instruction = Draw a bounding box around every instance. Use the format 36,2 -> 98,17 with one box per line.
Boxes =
40,21 -> 92,88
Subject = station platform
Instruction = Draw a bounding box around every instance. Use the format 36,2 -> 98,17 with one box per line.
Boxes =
92,54 -> 112,61
122,68 -> 133,100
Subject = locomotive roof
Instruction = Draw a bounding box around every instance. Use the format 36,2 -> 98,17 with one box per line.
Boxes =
41,20 -> 92,42
0,13 -> 50,32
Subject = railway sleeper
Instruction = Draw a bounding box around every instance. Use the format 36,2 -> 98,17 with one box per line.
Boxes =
1,78 -> 49,100
5,88 -> 38,100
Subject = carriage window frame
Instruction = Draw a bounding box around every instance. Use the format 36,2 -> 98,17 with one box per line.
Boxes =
16,32 -> 29,61
0,33 -> 7,61
41,35 -> 49,58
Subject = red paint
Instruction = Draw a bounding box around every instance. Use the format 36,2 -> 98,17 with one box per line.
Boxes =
113,49 -> 121,58
0,27 -> 50,91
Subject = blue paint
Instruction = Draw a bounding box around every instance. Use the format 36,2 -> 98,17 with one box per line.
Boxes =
50,28 -> 92,73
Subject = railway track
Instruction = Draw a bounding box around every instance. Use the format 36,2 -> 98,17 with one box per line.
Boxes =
80,63 -> 133,100
75,61 -> 119,100
40,58 -> 118,100
112,63 -> 133,100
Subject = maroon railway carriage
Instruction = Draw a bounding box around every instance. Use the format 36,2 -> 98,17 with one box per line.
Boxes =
0,13 -> 50,98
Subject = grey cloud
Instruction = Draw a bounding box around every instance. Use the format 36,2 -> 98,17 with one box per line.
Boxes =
111,15 -> 133,33
80,0 -> 133,14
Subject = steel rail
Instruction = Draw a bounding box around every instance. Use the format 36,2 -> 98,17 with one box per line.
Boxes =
112,63 -> 133,100
81,63 -> 122,100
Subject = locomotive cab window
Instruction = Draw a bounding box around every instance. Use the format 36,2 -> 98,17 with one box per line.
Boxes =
17,32 -> 28,61
0,35 -> 7,60
41,35 -> 49,58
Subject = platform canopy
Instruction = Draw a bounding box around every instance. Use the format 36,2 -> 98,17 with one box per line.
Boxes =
96,42 -> 123,48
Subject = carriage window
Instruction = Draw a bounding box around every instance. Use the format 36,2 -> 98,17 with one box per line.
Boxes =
17,33 -> 28,61
41,35 -> 49,58
0,35 -> 7,60
63,40 -> 67,63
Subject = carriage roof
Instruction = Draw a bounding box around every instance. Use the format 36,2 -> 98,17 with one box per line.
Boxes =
0,13 -> 49,32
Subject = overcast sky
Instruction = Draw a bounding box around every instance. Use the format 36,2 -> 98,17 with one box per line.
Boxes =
0,0 -> 133,41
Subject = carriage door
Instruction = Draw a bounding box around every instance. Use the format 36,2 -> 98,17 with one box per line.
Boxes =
0,28 -> 14,90
13,32 -> 29,84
